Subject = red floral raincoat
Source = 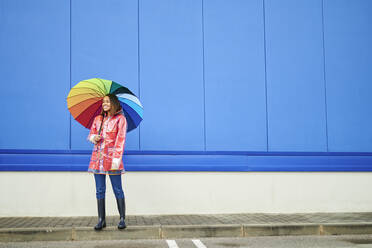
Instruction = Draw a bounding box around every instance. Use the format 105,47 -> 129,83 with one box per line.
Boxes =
87,111 -> 127,175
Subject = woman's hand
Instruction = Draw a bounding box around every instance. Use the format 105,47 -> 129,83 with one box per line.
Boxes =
94,135 -> 102,142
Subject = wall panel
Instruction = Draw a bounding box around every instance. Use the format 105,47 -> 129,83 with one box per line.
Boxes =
324,0 -> 372,152
265,0 -> 328,151
139,0 -> 204,150
70,0 -> 139,150
0,0 -> 70,149
204,0 -> 267,151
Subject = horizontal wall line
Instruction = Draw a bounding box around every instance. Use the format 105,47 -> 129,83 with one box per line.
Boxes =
1,149 -> 372,156
1,150 -> 372,172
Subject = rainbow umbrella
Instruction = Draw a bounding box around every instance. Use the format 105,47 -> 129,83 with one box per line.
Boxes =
66,78 -> 143,132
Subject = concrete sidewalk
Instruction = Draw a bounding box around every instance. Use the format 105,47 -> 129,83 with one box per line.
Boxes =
1,212 -> 372,242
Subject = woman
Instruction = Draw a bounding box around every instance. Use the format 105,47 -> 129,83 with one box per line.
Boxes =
87,93 -> 127,231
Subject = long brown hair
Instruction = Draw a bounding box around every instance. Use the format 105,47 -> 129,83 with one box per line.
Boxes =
100,94 -> 122,117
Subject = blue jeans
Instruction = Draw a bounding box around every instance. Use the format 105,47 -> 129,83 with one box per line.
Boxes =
94,174 -> 125,199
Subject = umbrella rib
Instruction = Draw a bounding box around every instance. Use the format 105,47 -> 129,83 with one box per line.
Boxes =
69,86 -> 105,95
80,81 -> 106,95
120,98 -> 143,109
117,95 -> 143,108
73,99 -> 102,120
67,92 -> 102,99
67,95 -> 102,108
97,78 -> 110,94
91,79 -> 109,94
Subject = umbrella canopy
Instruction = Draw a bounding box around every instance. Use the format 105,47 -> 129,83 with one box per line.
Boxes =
67,78 -> 143,132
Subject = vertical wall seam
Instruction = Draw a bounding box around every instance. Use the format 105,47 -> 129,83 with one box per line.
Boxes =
69,0 -> 72,150
321,0 -> 329,152
202,0 -> 207,151
263,0 -> 269,152
138,0 -> 141,150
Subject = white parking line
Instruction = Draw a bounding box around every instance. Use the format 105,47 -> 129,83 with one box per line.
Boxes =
192,239 -> 207,248
166,240 -> 179,248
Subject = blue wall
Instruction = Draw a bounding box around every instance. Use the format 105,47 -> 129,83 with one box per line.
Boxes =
1,0 -> 371,171
1,0 -> 70,150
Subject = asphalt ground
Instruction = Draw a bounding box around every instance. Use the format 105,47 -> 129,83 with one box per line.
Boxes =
2,235 -> 372,248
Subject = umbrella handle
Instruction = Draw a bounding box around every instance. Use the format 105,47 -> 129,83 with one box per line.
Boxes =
98,113 -> 106,136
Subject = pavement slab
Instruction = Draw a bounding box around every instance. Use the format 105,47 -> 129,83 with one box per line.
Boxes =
1,213 -> 372,242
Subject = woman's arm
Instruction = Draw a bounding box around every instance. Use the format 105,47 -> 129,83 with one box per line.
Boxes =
111,115 -> 127,170
87,116 -> 99,144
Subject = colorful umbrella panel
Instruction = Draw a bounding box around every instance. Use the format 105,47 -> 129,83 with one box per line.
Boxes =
67,78 -> 143,132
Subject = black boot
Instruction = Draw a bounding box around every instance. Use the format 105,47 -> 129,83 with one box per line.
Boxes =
116,198 -> 126,229
94,198 -> 106,231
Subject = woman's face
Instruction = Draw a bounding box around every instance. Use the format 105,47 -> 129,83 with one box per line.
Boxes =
102,96 -> 111,112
